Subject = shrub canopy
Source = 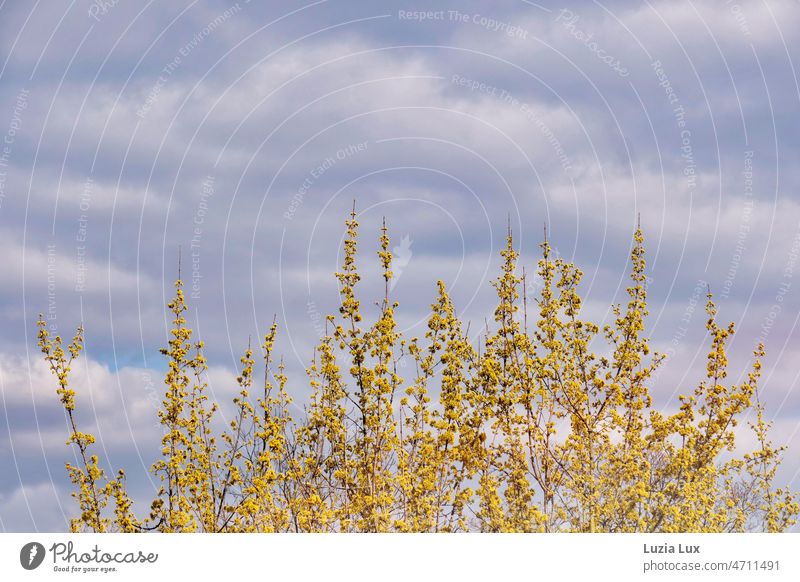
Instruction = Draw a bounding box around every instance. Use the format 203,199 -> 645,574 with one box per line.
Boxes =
38,210 -> 799,532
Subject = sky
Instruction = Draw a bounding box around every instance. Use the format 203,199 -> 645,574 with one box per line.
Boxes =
1,0 -> 799,531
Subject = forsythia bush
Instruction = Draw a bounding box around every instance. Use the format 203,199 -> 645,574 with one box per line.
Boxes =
38,209 -> 798,532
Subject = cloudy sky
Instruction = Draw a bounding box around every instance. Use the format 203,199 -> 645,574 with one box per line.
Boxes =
1,0 -> 799,531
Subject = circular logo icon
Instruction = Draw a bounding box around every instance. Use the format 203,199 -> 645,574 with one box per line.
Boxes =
20,542 -> 46,570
